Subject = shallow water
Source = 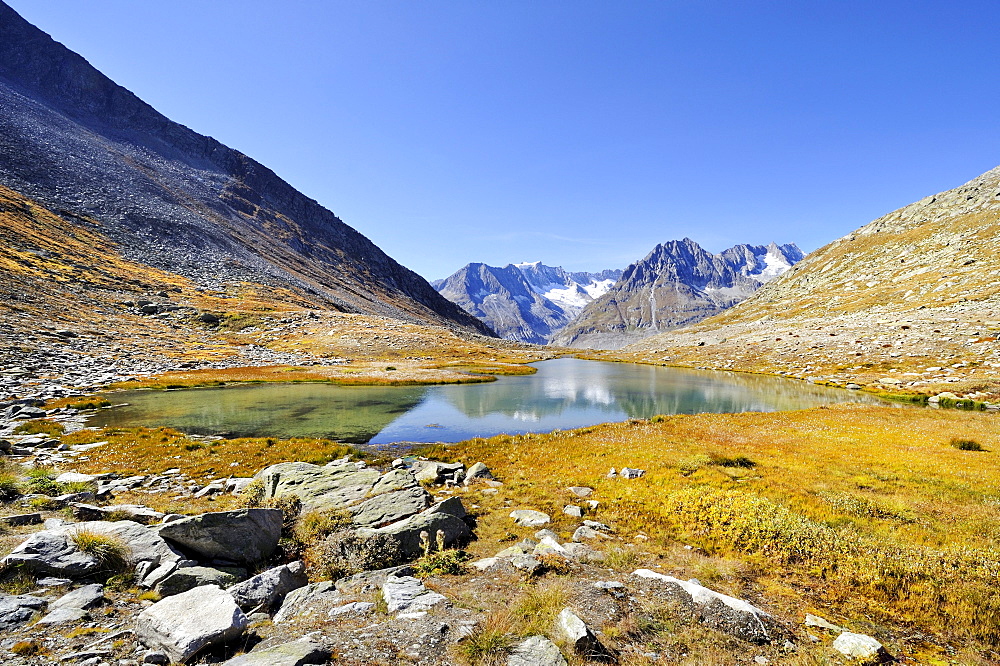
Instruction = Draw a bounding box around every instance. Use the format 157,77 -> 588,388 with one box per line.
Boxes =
89,358 -> 883,445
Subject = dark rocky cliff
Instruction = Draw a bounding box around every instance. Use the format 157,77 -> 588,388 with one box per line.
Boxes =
0,1 -> 494,336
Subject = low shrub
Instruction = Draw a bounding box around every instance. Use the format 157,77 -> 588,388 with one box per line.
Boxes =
292,508 -> 354,546
413,549 -> 470,577
304,531 -> 404,581
25,467 -> 61,496
951,437 -> 985,451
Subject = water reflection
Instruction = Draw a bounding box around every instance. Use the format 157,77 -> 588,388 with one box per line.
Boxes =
91,358 -> 882,445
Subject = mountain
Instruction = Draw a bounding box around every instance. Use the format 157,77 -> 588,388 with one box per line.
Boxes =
0,1 -> 493,337
434,263 -> 622,344
552,239 -> 803,349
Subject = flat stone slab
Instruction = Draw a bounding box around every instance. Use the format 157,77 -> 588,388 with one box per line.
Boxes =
351,486 -> 431,528
155,566 -> 239,598
833,632 -> 891,663
255,461 -> 380,511
510,510 -> 550,527
37,583 -> 103,625
508,635 -> 568,666
0,594 -> 47,630
357,506 -> 470,558
221,638 -> 329,666
382,575 -> 447,614
135,584 -> 247,663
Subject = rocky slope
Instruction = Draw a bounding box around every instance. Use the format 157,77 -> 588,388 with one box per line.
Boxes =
553,239 -> 802,349
0,1 -> 492,337
619,165 -> 1000,398
434,263 -> 621,344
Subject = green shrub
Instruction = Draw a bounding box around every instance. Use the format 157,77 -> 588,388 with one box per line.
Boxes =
413,549 -> 470,577
304,532 -> 403,581
951,437 -> 985,451
0,473 -> 22,502
25,467 -> 62,496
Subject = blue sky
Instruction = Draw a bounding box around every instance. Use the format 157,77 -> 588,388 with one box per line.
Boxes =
9,1 -> 1000,280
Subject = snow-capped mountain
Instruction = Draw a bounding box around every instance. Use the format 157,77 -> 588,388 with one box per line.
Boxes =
551,239 -> 803,349
433,263 -> 623,344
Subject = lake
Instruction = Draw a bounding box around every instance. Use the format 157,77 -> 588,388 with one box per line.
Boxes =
89,358 -> 883,445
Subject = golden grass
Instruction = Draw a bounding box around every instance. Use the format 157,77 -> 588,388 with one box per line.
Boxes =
444,404 -> 1000,656
62,426 -> 362,481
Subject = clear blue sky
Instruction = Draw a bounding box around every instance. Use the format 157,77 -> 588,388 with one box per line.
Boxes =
9,1 -> 1000,280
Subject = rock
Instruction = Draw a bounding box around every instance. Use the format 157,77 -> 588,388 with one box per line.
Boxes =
620,468 -> 645,479
370,468 -> 418,495
0,594 -> 47,630
221,638 -> 329,666
351,486 -> 432,528
805,613 -> 845,632
158,509 -> 282,564
511,554 -> 543,575
329,601 -> 375,617
143,650 -> 170,664
155,567 -> 238,598
507,635 -> 568,666
425,496 -> 467,518
255,461 -> 380,511
1,512 -> 42,526
357,507 -> 470,558
55,472 -> 96,484
471,557 -> 500,571
553,608 -> 614,660
832,632 -> 890,663
134,585 -> 247,663
633,569 -> 775,642
583,520 -> 612,532
37,583 -> 104,625
381,575 -> 447,614
413,461 -> 465,485
567,486 -> 593,497
3,520 -> 181,585
535,529 -> 559,541
510,509 -> 550,527
227,561 -> 308,611
71,503 -> 165,525
563,505 -> 584,518
273,581 -> 339,623
572,526 -> 610,542
464,462 -> 494,484
198,313 -> 220,324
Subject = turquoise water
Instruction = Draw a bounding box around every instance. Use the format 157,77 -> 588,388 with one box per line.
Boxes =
90,358 -> 882,445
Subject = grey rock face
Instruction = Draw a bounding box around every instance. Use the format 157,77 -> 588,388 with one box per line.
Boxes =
273,581 -> 339,624
553,608 -> 614,660
255,461 -> 380,512
134,585 -> 248,663
351,486 -> 432,528
508,635 -> 568,666
357,508 -> 470,558
832,632 -> 891,663
158,509 -> 282,564
227,561 -> 308,611
155,567 -> 239,598
0,594 -> 47,630
221,638 -> 329,666
37,583 -> 103,625
464,462 -> 494,484
381,575 -> 447,614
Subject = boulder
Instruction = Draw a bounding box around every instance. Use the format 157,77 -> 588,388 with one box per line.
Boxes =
381,575 -> 447,614
510,509 -> 550,527
633,569 -> 774,643
620,468 -> 645,479
227,561 -> 308,611
0,594 -> 47,630
413,461 -> 465,485
567,486 -> 593,498
357,507 -> 470,558
329,601 -> 375,617
158,509 -> 282,564
155,567 -> 239,598
563,505 -> 584,518
221,638 -> 329,666
37,583 -> 104,625
832,632 -> 891,664
553,608 -> 614,661
572,526 -> 610,542
464,462 -> 494,484
508,635 -> 568,666
273,581 -> 339,624
255,461 -> 380,511
71,503 -> 165,525
134,585 -> 247,663
511,554 -> 543,575
425,496 -> 467,518
351,486 -> 432,528
370,468 -> 418,495
55,472 -> 96,484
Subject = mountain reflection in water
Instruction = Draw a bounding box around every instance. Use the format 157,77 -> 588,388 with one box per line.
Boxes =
91,358 -> 883,445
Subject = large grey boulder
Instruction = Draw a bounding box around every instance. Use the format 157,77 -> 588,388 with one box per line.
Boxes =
71,502 -> 165,525
228,561 -> 308,611
273,581 -> 339,624
0,594 -> 47,630
464,462 -> 494,485
37,583 -> 103,625
3,521 -> 181,585
134,585 -> 247,663
633,569 -> 775,643
351,486 -> 432,528
833,632 -> 891,663
255,461 -> 380,511
357,506 -> 470,558
158,509 -> 282,564
221,638 -> 329,666
370,468 -> 418,495
553,608 -> 614,661
155,567 -> 239,598
508,635 -> 568,666
510,510 -> 550,527
381,575 -> 447,614
413,461 -> 465,485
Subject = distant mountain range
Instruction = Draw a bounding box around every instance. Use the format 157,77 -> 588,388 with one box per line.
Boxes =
436,240 -> 802,347
433,263 -> 622,344
0,1 -> 491,336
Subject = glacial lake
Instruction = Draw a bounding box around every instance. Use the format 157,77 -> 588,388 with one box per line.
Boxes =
89,358 -> 883,445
